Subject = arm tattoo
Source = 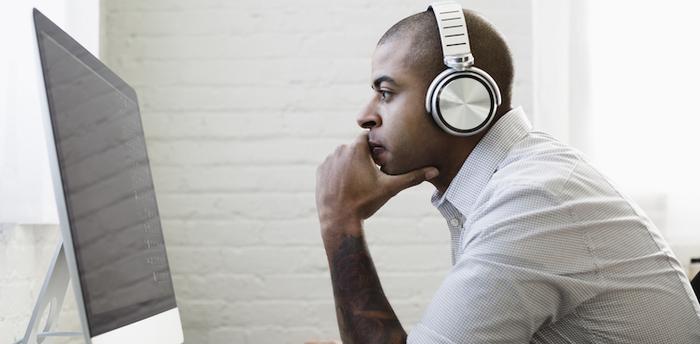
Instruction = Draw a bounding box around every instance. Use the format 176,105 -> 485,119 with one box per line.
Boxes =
329,234 -> 407,344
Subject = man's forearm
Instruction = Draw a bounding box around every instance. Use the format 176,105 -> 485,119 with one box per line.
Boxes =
322,218 -> 407,344
314,133 -> 436,342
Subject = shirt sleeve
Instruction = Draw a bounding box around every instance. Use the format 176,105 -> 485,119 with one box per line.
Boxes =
408,184 -> 599,344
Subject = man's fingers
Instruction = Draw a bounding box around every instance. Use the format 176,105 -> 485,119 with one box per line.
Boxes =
382,167 -> 439,194
354,132 -> 370,148
351,132 -> 377,165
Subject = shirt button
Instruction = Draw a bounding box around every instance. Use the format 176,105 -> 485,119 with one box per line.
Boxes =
449,218 -> 460,227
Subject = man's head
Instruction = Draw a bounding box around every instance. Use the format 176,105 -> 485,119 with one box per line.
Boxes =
357,8 -> 514,184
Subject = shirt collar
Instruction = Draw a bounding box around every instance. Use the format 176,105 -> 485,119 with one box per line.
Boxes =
431,106 -> 532,218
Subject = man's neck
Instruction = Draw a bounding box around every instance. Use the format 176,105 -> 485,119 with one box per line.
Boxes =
428,106 -> 513,194
428,136 -> 481,194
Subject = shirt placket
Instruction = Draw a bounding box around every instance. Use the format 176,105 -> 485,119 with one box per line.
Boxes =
439,201 -> 466,265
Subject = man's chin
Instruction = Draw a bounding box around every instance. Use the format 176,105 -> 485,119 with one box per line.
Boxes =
375,155 -> 416,175
379,163 -> 406,176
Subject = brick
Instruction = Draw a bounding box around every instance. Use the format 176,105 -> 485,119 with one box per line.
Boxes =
259,273 -> 333,301
146,138 -> 343,165
152,165 -> 318,193
207,328 -> 247,343
115,57 -> 371,88
135,84 -> 366,112
221,300 -> 332,328
161,219 -> 264,247
157,192 -> 318,220
219,246 -> 329,275
141,111 -> 358,141
242,326 -> 326,344
173,273 -> 264,303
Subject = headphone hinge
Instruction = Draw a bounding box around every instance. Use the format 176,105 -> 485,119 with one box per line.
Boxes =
444,54 -> 474,71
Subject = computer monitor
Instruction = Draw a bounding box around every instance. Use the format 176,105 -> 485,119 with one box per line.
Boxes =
32,8 -> 183,343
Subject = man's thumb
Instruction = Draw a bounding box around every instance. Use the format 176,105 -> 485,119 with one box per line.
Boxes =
385,167 -> 439,193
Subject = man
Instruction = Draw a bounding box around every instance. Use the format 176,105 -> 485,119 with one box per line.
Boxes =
315,4 -> 700,344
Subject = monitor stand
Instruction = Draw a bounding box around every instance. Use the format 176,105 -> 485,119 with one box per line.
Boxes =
18,239 -> 84,344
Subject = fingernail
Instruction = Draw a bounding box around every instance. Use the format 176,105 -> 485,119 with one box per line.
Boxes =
425,168 -> 439,180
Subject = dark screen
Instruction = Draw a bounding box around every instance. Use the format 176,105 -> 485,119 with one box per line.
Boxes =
34,10 -> 177,336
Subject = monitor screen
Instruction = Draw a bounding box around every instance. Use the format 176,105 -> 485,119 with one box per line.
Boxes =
34,10 -> 177,337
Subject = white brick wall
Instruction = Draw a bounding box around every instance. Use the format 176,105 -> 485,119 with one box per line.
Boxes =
99,0 -> 534,342
0,224 -> 81,344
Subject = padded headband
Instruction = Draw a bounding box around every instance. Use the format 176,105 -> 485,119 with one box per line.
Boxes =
428,1 -> 473,71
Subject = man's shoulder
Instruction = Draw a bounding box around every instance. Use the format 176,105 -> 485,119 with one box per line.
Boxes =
474,131 -> 622,216
471,131 -> 636,230
491,131 -> 585,194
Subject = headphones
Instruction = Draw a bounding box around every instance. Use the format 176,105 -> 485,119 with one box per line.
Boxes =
426,1 -> 501,136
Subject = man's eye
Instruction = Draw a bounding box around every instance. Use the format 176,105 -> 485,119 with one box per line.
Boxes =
379,90 -> 392,101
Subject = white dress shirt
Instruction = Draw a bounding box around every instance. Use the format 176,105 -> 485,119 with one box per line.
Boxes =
407,107 -> 700,343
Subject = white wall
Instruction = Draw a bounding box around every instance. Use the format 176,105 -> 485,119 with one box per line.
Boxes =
0,224 -> 82,344
0,0 -> 99,224
99,0 -> 533,342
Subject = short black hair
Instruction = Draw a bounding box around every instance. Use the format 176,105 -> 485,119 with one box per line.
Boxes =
377,9 -> 514,112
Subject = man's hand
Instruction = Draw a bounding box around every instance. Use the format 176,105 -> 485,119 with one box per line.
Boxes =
314,133 -> 438,344
315,133 -> 439,230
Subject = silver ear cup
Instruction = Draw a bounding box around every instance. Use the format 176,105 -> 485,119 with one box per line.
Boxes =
425,67 -> 501,136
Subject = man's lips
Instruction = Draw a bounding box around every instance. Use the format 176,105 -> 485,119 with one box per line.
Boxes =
368,141 -> 387,164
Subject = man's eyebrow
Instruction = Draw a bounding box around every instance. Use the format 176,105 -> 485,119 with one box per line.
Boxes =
372,75 -> 397,89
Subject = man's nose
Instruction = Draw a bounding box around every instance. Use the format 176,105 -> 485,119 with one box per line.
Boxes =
356,102 -> 382,129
